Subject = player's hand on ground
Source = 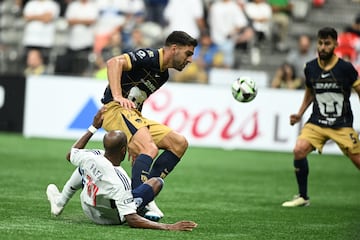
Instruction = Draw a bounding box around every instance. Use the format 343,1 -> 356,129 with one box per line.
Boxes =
92,106 -> 106,129
168,221 -> 198,231
114,96 -> 136,109
290,114 -> 301,126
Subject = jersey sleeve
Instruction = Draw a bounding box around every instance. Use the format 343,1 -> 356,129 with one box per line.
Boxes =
112,168 -> 137,222
69,148 -> 104,167
114,191 -> 137,223
304,62 -> 312,88
125,49 -> 157,70
347,62 -> 360,87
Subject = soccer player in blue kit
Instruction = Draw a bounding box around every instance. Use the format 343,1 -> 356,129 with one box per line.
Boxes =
282,27 -> 360,207
100,31 -> 198,217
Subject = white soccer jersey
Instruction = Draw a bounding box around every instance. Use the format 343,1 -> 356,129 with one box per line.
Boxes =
70,148 -> 137,224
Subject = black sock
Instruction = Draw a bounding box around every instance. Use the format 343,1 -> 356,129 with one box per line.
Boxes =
149,150 -> 180,179
131,154 -> 153,189
294,158 -> 309,200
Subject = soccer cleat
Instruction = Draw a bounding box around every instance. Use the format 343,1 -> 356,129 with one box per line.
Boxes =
146,200 -> 164,218
144,210 -> 162,222
282,195 -> 310,207
46,184 -> 64,216
137,206 -> 161,222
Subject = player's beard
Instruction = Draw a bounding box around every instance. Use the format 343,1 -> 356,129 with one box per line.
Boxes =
318,48 -> 334,61
173,59 -> 188,71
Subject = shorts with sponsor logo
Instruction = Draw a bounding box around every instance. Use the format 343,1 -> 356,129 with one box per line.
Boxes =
102,101 -> 172,144
298,123 -> 360,154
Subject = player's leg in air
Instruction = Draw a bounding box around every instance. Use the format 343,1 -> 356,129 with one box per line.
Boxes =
129,124 -> 188,219
46,168 -> 83,216
102,103 -> 189,219
133,177 -> 164,221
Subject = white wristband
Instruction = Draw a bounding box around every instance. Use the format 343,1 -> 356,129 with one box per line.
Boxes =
88,125 -> 98,134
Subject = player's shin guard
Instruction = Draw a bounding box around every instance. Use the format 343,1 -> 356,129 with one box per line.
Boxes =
149,150 -> 180,179
132,154 -> 153,189
294,158 -> 309,200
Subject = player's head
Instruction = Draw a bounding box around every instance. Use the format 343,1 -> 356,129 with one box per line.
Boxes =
164,31 -> 198,71
165,31 -> 198,48
103,130 -> 127,164
316,27 -> 338,61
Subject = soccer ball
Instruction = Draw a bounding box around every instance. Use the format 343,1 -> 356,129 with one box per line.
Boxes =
231,76 -> 257,103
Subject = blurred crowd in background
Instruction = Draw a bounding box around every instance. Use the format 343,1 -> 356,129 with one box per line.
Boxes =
0,0 -> 360,88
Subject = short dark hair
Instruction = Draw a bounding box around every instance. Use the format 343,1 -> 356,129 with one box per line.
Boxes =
165,31 -> 198,47
317,27 -> 338,40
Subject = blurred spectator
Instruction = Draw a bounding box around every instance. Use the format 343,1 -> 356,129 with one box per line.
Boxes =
163,0 -> 206,41
64,0 -> 98,75
208,0 -> 254,68
24,49 -> 47,76
22,0 -> 60,64
268,0 -> 293,52
285,34 -> 316,83
94,31 -> 123,80
344,13 -> 360,37
143,0 -> 168,27
123,27 -> 150,52
93,0 -> 127,54
171,30 -> 224,84
338,13 -> 360,73
312,0 -> 326,8
118,0 -> 146,49
271,62 -> 303,89
244,0 -> 272,46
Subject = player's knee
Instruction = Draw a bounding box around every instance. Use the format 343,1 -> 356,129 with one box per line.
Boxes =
174,134 -> 188,156
129,140 -> 159,159
147,142 -> 159,158
147,177 -> 164,195
349,153 -> 360,170
293,146 -> 307,159
293,139 -> 312,159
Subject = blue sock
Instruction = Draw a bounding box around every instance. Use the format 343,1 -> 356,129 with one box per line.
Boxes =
131,154 -> 153,189
294,158 -> 309,200
149,150 -> 180,179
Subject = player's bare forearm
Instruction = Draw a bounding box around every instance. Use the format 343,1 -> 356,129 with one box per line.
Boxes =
290,87 -> 313,125
107,55 -> 126,100
125,213 -> 197,231
107,55 -> 136,108
297,87 -> 313,115
66,107 -> 105,161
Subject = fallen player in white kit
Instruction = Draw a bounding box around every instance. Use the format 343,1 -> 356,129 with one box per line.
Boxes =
46,107 -> 197,231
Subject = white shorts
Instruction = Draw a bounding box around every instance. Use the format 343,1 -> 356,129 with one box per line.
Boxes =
81,199 -> 122,225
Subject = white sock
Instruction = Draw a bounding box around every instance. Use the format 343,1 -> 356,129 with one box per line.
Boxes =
58,168 -> 82,206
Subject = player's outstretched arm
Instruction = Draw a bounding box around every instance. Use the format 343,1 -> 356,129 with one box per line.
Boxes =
125,213 -> 197,231
290,87 -> 314,126
65,107 -> 105,161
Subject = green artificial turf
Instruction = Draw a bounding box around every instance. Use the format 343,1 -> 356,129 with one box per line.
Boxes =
0,133 -> 359,240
